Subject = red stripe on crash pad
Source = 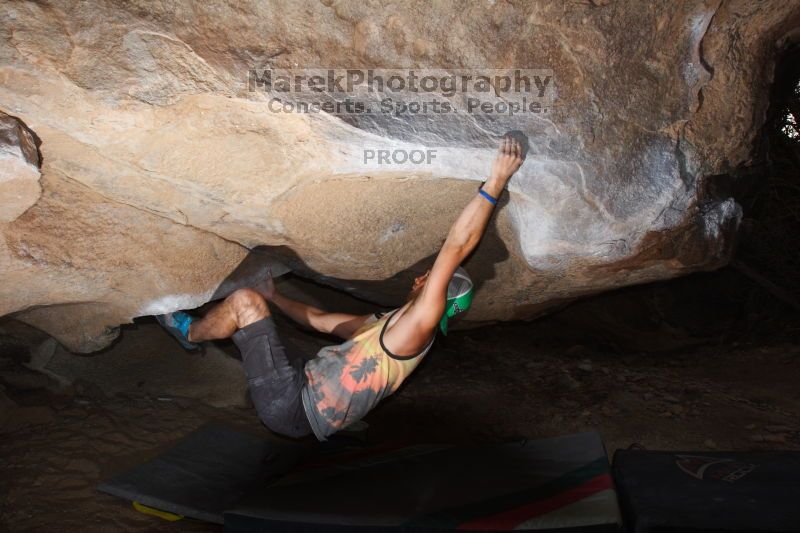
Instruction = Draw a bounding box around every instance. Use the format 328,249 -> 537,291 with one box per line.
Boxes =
456,473 -> 613,531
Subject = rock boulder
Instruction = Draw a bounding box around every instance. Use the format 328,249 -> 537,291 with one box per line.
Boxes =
1,0 -> 798,351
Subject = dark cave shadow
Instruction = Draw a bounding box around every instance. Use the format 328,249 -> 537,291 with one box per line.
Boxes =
362,387 -> 525,446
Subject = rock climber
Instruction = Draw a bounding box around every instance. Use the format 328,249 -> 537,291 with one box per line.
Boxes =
155,136 -> 525,440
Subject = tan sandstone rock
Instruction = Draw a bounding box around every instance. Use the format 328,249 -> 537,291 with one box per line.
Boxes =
0,0 -> 798,351
0,111 -> 40,222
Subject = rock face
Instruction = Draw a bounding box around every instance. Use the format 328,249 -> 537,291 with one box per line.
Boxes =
1,0 -> 798,352
0,112 -> 40,222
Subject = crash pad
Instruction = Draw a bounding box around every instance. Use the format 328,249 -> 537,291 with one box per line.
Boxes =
97,422 -> 301,524
225,432 -> 621,532
613,449 -> 800,532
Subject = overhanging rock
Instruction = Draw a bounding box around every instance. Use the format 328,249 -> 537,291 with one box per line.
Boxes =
1,0 -> 798,351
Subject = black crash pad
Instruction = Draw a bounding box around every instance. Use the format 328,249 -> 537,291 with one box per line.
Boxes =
224,432 -> 621,532
97,422 -> 301,524
613,449 -> 800,532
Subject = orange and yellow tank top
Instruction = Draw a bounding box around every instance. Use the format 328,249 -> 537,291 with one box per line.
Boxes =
301,310 -> 434,440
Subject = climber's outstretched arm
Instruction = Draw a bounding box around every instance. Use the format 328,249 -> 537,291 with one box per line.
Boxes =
381,136 -> 524,353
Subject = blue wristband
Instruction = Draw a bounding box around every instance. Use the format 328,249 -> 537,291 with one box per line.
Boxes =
478,187 -> 498,206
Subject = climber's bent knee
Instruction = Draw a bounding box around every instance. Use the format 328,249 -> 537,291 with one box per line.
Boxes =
227,288 -> 270,329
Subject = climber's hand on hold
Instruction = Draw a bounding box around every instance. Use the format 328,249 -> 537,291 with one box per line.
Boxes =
484,135 -> 523,198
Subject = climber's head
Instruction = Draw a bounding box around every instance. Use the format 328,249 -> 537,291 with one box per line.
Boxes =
407,267 -> 474,334
438,267 -> 473,335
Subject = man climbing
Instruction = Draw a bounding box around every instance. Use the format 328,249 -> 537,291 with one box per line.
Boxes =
155,136 -> 525,440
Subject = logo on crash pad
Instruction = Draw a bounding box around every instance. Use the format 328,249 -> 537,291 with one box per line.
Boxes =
675,455 -> 756,483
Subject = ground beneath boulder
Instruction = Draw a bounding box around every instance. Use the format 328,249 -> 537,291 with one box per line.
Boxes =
1,304 -> 799,532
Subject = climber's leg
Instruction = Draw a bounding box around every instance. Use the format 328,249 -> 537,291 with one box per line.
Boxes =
157,288 -> 311,437
227,294 -> 312,438
186,288 -> 269,342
